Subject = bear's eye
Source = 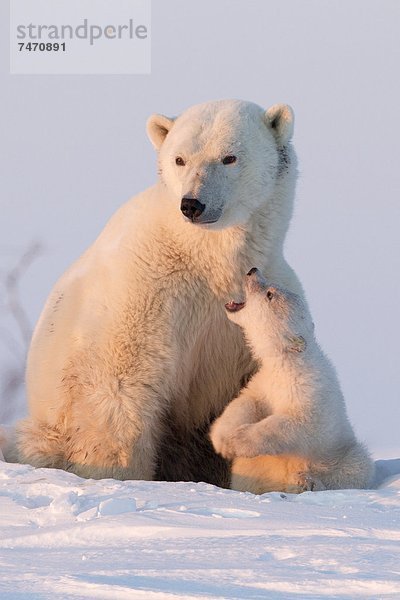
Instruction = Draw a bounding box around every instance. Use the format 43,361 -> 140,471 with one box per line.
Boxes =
266,290 -> 274,301
222,155 -> 237,165
175,157 -> 186,166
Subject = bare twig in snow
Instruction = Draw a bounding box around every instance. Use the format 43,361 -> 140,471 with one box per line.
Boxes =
5,241 -> 43,347
0,241 -> 43,423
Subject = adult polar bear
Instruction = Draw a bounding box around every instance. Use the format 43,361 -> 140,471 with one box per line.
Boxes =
17,99 -> 306,485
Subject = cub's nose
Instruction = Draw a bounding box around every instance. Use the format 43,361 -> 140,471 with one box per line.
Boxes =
247,267 -> 259,276
180,197 -> 205,221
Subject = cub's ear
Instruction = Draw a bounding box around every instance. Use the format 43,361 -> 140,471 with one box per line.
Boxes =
146,114 -> 176,150
286,335 -> 306,353
265,104 -> 294,146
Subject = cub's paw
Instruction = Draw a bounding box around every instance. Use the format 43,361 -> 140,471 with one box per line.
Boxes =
209,418 -> 235,459
286,472 -> 326,494
228,424 -> 265,459
210,421 -> 259,460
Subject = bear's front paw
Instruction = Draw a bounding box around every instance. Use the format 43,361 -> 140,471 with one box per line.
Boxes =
209,418 -> 235,459
209,420 -> 251,460
285,472 -> 326,494
228,424 -> 265,459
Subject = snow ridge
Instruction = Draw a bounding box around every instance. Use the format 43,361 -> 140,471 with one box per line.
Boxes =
1,459 -> 399,599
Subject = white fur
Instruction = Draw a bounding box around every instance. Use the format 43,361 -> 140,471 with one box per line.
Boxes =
210,270 -> 375,493
15,99 -> 305,481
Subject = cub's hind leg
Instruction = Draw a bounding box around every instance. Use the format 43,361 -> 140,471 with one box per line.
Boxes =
231,454 -> 323,494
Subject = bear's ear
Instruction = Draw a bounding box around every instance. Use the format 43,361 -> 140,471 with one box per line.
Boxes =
286,335 -> 306,353
146,114 -> 175,150
264,104 -> 294,146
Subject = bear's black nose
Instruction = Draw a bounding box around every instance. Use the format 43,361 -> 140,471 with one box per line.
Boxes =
247,267 -> 259,276
181,197 -> 205,221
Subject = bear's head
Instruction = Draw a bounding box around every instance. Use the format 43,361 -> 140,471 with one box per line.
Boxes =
225,268 -> 313,359
147,99 -> 295,230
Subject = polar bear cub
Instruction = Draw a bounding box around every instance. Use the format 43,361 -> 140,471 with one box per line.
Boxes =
210,268 -> 374,493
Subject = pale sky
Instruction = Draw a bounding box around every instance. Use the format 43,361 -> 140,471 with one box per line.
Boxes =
1,0 -> 399,456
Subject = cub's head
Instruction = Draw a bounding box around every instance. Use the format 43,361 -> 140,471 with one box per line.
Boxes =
225,268 -> 313,359
147,99 -> 295,230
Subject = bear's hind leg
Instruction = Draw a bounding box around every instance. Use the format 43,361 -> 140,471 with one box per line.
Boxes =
231,454 -> 313,494
289,471 -> 326,493
17,378 -> 165,480
313,443 -> 375,490
16,417 -> 68,470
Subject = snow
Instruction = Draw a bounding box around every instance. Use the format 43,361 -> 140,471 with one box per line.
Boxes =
1,458 -> 399,599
